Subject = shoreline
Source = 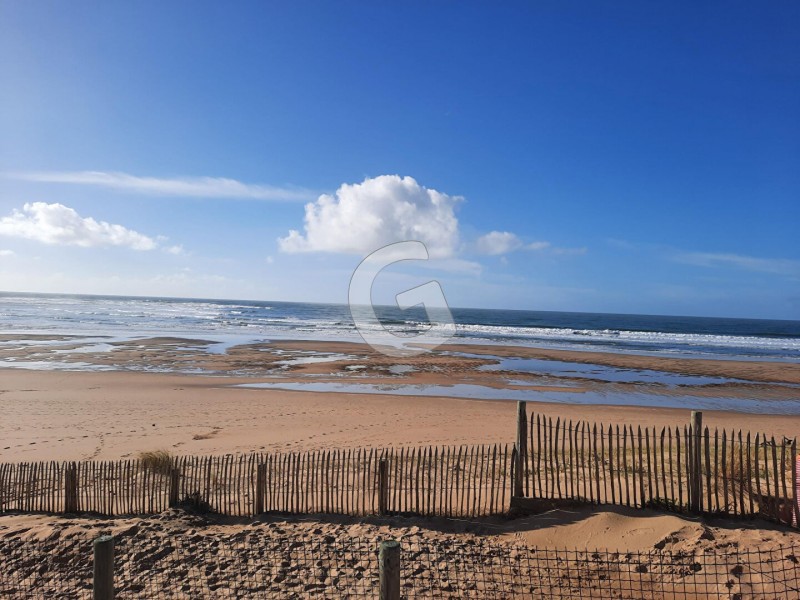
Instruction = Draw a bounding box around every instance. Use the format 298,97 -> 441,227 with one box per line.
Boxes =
4,333 -> 799,380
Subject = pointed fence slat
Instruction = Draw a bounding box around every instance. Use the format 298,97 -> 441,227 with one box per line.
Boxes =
517,414 -> 799,527
0,418 -> 796,526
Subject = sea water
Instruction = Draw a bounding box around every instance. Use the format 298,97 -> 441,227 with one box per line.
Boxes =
1,291 -> 798,362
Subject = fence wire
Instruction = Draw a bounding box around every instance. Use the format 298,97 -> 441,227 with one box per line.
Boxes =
2,532 -> 800,598
402,543 -> 800,598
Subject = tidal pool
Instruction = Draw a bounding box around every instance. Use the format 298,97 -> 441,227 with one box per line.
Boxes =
235,380 -> 800,414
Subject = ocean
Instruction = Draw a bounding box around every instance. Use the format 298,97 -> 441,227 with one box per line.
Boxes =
1,292 -> 798,362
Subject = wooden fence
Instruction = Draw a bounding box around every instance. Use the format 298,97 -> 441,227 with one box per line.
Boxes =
518,408 -> 799,526
1,408 -> 798,527
0,444 -> 511,518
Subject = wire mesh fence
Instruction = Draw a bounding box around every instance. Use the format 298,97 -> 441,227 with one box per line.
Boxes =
0,534 -> 379,599
405,543 -> 800,598
3,531 -> 800,598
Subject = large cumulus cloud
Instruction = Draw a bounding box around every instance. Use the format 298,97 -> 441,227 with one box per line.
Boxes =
279,175 -> 462,258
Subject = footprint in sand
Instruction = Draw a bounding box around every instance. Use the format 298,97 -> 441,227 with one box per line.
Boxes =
85,434 -> 106,460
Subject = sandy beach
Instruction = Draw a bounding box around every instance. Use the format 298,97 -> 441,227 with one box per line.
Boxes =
2,338 -> 800,463
3,337 -> 800,596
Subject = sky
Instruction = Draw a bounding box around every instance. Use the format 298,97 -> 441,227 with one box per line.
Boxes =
0,1 -> 798,320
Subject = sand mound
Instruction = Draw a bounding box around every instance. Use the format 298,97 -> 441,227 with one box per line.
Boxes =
505,507 -> 703,552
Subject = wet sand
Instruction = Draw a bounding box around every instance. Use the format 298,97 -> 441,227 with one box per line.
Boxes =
1,345 -> 799,463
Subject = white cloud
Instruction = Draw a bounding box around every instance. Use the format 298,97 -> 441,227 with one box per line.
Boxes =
526,241 -> 551,251
476,231 -> 523,255
675,251 -> 800,277
165,244 -> 186,255
6,171 -> 315,201
475,233 -> 583,257
0,202 -> 158,250
279,175 -> 461,258
0,249 -> 15,257
524,240 -> 587,254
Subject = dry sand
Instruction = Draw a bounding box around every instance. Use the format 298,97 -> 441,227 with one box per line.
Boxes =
0,368 -> 799,464
2,338 -> 800,463
3,503 -> 799,555
3,505 -> 800,598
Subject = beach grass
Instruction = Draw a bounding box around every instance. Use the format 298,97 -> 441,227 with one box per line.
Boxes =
138,449 -> 173,475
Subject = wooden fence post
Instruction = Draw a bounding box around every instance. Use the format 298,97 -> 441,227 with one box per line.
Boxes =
379,540 -> 400,600
65,462 -> 78,513
378,458 -> 389,516
93,535 -> 114,600
254,463 -> 265,516
168,468 -> 180,508
690,411 -> 703,514
793,439 -> 798,528
514,401 -> 527,498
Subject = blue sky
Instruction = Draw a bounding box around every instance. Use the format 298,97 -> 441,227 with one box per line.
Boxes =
0,1 -> 798,319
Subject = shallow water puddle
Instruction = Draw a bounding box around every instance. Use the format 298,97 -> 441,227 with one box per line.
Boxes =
274,353 -> 356,366
469,354 -> 746,387
234,380 -> 800,414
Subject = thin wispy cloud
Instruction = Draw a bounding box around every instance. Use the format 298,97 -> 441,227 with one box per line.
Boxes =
675,251 -> 800,277
476,231 -> 523,255
5,171 -> 316,201
475,231 -> 585,257
526,241 -> 551,251
165,244 -> 187,256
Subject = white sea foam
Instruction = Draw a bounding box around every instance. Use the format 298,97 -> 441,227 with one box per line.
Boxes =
454,323 -> 800,352
2,294 -> 798,360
